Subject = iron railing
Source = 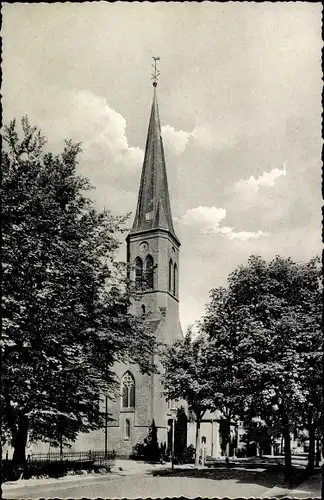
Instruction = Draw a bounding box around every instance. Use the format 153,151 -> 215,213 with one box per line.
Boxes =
2,449 -> 116,483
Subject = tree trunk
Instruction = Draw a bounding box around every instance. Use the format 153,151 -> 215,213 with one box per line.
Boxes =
307,422 -> 315,472
12,415 -> 29,465
227,418 -> 231,457
259,444 -> 263,458
246,437 -> 250,457
315,437 -> 320,467
282,416 -> 292,482
195,416 -> 201,467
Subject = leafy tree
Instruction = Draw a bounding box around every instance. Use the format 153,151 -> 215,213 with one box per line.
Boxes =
161,331 -> 213,466
199,255 -> 321,479
226,255 -> 320,478
199,286 -> 248,455
1,117 -> 155,464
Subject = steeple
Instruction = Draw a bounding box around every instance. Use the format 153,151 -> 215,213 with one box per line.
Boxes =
129,65 -> 179,245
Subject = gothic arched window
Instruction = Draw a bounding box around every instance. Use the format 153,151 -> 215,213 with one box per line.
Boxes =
121,372 -> 135,408
125,419 -> 130,440
145,255 -> 154,290
168,259 -> 173,292
173,263 -> 178,296
134,257 -> 143,290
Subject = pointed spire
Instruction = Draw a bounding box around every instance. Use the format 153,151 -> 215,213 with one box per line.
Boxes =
130,65 -> 179,244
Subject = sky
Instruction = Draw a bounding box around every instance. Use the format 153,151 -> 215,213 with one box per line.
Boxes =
2,2 -> 322,333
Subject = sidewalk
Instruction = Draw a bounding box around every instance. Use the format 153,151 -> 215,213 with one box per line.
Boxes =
111,458 -> 170,475
2,471 -> 116,491
2,459 -> 170,491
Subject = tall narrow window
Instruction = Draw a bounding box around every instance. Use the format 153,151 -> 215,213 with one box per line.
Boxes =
145,255 -> 154,290
168,259 -> 173,292
121,372 -> 135,408
134,257 -> 143,290
125,419 -> 130,440
173,263 -> 177,296
122,384 -> 128,407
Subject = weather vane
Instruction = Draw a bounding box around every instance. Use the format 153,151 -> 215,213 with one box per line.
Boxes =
151,57 -> 160,87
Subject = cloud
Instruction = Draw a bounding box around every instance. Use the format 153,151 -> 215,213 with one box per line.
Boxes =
161,125 -> 191,156
178,206 -> 267,240
215,227 -> 268,241
191,126 -> 218,149
63,90 -> 145,172
161,123 -> 235,156
234,163 -> 287,193
179,206 -> 227,232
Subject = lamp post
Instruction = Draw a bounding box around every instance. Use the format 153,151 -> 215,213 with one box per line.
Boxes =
104,395 -> 108,459
170,407 -> 177,470
211,418 -> 214,457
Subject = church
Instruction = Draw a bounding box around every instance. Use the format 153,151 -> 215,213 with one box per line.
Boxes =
101,74 -> 184,455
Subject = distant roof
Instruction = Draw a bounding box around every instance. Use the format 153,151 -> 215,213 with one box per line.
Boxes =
202,410 -> 222,420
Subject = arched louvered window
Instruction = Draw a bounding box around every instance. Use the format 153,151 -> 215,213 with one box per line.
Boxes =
168,259 -> 173,292
173,263 -> 178,296
121,372 -> 135,408
145,255 -> 154,290
134,257 -> 143,290
125,419 -> 130,440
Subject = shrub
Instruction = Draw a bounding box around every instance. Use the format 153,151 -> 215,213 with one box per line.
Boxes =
130,420 -> 162,463
181,445 -> 196,464
129,441 -> 146,460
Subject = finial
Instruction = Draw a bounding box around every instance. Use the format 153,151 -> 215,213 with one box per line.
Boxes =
151,57 -> 160,87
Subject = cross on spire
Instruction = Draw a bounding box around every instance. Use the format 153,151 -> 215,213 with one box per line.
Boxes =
151,57 -> 160,87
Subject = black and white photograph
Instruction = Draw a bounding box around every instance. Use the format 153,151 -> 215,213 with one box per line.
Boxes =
1,2 -> 322,499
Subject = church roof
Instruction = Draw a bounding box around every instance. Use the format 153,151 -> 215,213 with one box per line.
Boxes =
129,86 -> 179,245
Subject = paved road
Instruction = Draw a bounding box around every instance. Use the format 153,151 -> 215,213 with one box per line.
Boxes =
2,472 -> 276,499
